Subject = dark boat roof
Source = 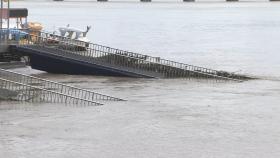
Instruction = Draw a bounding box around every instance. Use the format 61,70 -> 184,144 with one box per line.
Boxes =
9,8 -> 28,18
0,8 -> 28,18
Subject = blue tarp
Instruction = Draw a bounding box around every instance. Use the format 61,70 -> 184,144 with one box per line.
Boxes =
0,29 -> 29,41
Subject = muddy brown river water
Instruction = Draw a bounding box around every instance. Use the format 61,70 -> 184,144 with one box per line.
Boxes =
1,1 -> 280,158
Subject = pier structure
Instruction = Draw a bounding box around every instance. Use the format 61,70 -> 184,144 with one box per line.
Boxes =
0,1 -> 254,105
0,4 -> 252,83
0,0 -> 9,56
3,30 -> 251,81
0,0 -> 124,104
0,0 -> 28,60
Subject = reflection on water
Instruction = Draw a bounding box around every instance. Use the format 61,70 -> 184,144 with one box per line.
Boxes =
1,1 -> 280,158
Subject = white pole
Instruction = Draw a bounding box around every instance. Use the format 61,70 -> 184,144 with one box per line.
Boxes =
7,0 -> 9,29
0,0 -> 3,29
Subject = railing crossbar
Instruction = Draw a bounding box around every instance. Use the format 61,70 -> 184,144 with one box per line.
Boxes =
0,68 -> 125,101
0,77 -> 102,106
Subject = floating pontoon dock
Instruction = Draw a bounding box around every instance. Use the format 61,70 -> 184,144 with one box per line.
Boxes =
5,30 -> 253,82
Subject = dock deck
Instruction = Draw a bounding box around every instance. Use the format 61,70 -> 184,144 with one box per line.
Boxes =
2,29 -> 253,82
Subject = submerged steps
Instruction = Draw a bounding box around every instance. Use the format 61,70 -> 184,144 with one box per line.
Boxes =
0,68 -> 125,105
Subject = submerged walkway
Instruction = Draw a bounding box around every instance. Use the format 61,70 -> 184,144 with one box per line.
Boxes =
0,68 -> 124,105
9,31 -> 252,82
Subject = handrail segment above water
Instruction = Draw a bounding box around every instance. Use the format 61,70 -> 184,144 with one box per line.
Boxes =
33,31 -> 249,81
0,68 -> 125,102
0,78 -> 102,106
39,31 -> 223,76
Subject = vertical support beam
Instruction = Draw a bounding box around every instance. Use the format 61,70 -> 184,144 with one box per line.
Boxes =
0,0 -> 3,29
7,0 -> 9,29
16,18 -> 18,28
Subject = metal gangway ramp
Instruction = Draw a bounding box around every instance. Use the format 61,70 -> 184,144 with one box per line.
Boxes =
10,31 -> 252,82
0,68 -> 124,105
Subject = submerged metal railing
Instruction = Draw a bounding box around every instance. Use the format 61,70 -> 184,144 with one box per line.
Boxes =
0,78 -> 102,106
0,68 -> 124,102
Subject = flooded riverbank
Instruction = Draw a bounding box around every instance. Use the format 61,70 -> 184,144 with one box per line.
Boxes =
1,1 -> 280,158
